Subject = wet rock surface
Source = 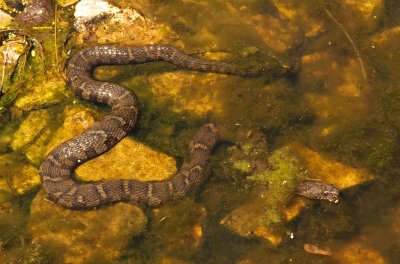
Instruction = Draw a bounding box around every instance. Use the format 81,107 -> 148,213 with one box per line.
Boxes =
11,109 -> 50,150
14,77 -> 69,112
28,190 -> 147,264
72,0 -> 178,46
0,153 -> 41,196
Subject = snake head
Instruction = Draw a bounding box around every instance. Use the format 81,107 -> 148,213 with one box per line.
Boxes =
296,180 -> 340,202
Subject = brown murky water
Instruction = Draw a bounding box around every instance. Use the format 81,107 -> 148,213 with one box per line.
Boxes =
1,0 -> 400,263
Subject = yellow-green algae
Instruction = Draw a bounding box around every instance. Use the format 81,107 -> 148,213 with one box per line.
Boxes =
11,109 -> 50,150
221,147 -> 306,244
28,190 -> 147,264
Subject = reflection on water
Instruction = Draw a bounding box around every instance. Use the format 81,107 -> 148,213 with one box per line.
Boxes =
1,0 -> 400,263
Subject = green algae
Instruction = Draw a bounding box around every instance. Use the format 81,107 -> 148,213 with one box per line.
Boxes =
232,160 -> 253,173
248,147 -> 305,223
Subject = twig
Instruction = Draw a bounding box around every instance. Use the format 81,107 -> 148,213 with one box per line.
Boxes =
53,2 -> 59,73
323,3 -> 368,83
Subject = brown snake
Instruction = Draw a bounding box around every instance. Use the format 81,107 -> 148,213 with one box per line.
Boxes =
39,45 -> 340,209
39,45 -> 271,209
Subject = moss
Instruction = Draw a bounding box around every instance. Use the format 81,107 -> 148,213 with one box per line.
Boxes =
232,160 -> 253,173
248,147 -> 306,224
249,147 -> 305,191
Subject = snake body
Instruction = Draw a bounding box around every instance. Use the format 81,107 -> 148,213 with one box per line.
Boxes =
39,45 -> 252,209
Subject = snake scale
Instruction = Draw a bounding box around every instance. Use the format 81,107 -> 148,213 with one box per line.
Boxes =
39,45 -> 262,209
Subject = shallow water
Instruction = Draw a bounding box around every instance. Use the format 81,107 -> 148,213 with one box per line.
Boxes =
2,0 -> 400,263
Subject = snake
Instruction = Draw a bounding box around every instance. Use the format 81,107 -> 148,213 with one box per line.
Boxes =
39,45 -> 339,209
39,45 -> 271,209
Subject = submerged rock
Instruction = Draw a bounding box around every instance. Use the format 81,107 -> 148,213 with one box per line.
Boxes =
15,0 -> 54,26
30,104 -> 181,262
73,0 -> 178,46
24,127 -> 53,166
0,202 -> 27,261
221,147 -> 306,245
45,106 -> 177,182
0,154 -> 41,195
146,200 -> 207,259
334,240 -> 385,264
28,190 -> 147,264
57,0 -> 79,7
14,77 -> 69,112
221,143 -> 372,244
11,109 -> 50,150
289,143 -> 374,189
148,72 -> 228,117
328,0 -> 384,33
0,10 -> 13,28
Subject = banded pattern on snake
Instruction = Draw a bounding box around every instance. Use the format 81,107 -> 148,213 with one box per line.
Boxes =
39,45 -> 260,209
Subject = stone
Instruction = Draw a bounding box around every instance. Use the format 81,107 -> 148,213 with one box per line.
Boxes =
28,100 -> 183,262
14,77 -> 69,112
147,200 -> 207,258
0,154 -> 41,196
11,109 -> 50,150
28,190 -> 147,264
0,10 -> 13,28
289,143 -> 375,189
299,51 -> 369,137
45,106 -> 177,182
240,0 -> 325,55
221,147 -> 306,245
330,0 -> 384,33
73,0 -> 178,46
146,71 -> 227,117
220,143 -> 372,244
57,0 -> 79,7
334,240 -> 385,264
24,127 -> 53,166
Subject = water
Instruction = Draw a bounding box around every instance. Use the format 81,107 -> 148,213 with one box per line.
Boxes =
1,0 -> 400,263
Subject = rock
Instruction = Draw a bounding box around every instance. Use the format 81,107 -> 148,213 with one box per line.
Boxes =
369,26 -> 400,80
220,142 -> 371,244
147,72 -> 227,117
15,0 -> 54,26
0,125 -> 15,153
0,35 -> 28,96
329,0 -> 384,33
221,147 -> 306,245
334,240 -> 385,264
57,0 -> 79,7
289,143 -> 374,189
282,197 -> 308,221
0,202 -> 27,252
28,102 -> 183,262
0,10 -> 13,28
24,127 -> 53,166
45,106 -> 95,154
76,136 -> 177,182
146,200 -> 207,258
6,163 -> 40,195
14,77 -> 69,112
11,109 -> 50,150
299,51 -> 368,136
45,106 -> 177,182
0,154 -> 41,195
28,190 -> 147,264
238,0 -> 324,55
73,0 -> 178,46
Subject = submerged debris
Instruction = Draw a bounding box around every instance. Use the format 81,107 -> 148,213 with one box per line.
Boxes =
15,0 -> 54,26
304,243 -> 333,256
